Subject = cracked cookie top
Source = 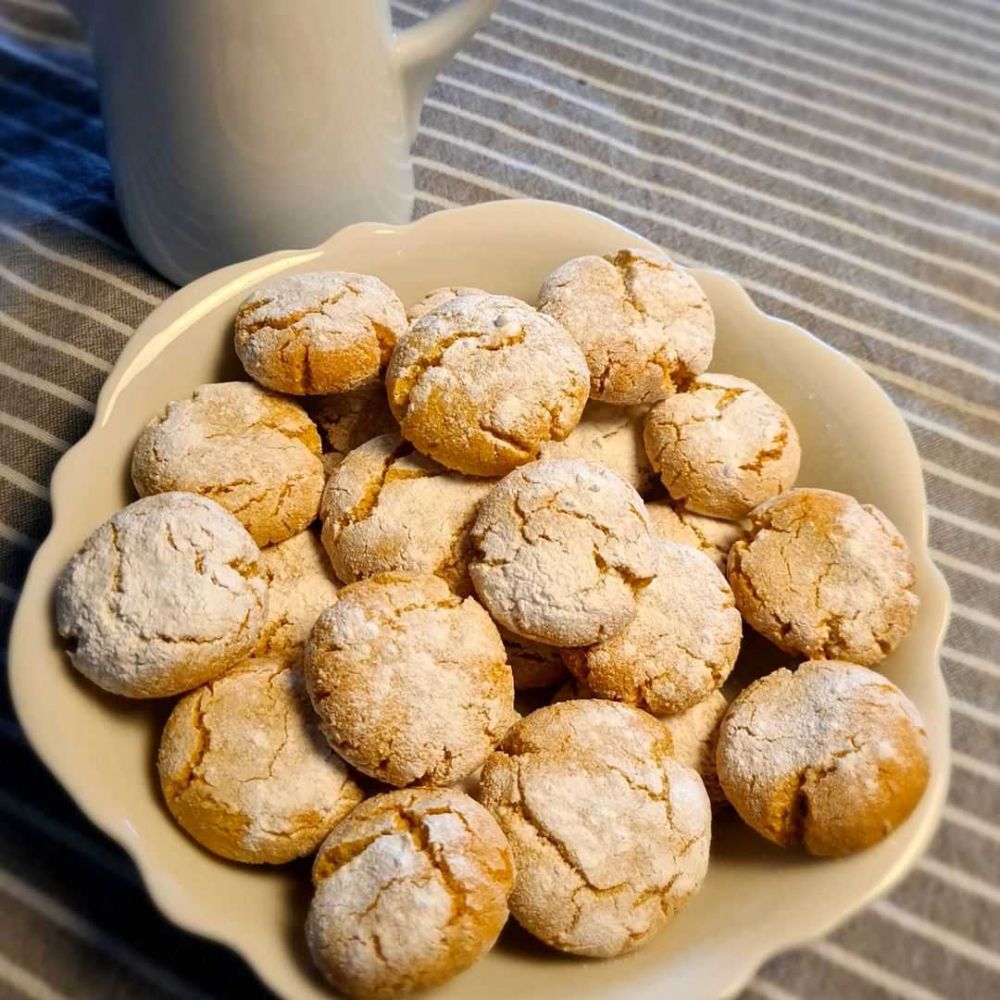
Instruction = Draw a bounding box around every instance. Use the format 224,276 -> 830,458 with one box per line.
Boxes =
644,373 -> 801,519
234,271 -> 407,395
55,492 -> 267,698
255,529 -> 339,662
537,248 -> 714,405
306,381 -> 397,470
716,660 -> 930,857
319,433 -> 494,595
538,400 -> 657,497
727,488 -> 918,665
158,656 -> 362,865
304,572 -> 516,788
561,539 -> 742,715
478,700 -> 710,957
405,285 -> 521,324
131,381 -> 325,546
307,788 -> 514,998
469,459 -> 657,647
385,294 -> 590,477
645,497 -> 747,570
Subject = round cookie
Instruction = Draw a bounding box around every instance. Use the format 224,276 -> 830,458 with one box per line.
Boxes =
645,498 -> 746,570
385,294 -> 589,476
320,433 -> 493,595
305,572 -> 516,787
256,529 -> 340,661
644,373 -> 801,520
538,400 -> 657,497
727,489 -> 918,665
158,657 -> 363,864
307,788 -> 514,998
131,381 -> 325,546
501,629 -> 567,691
406,286 -> 492,324
55,493 -> 267,698
661,691 -> 729,809
469,459 -> 657,647
306,382 -> 397,470
479,701 -> 710,957
561,540 -> 741,715
717,660 -> 930,856
537,248 -> 714,405
234,271 -> 407,395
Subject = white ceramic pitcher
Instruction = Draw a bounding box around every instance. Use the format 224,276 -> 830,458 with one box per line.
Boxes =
64,0 -> 500,285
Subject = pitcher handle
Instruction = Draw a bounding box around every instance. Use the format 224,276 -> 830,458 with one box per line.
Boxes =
395,0 -> 501,145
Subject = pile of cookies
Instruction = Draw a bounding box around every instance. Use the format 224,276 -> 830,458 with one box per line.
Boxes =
55,249 -> 929,998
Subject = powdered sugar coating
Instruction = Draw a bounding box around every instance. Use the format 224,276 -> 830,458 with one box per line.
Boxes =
644,373 -> 801,520
131,381 -> 324,546
234,271 -> 407,395
305,573 -> 516,787
538,400 -> 657,497
385,294 -> 590,476
320,433 -> 493,595
405,286 -> 525,324
470,459 -> 657,647
538,248 -> 714,405
306,382 -> 397,469
307,788 -> 514,998
727,489 -> 918,665
479,701 -> 710,957
645,498 -> 747,570
55,493 -> 267,698
717,660 -> 930,856
158,657 -> 363,864
256,530 -> 339,661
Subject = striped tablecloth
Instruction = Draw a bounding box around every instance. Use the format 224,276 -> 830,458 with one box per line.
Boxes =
1,1 -> 998,997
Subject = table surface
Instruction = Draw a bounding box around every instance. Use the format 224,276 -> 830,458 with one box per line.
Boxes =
1,1 -> 998,998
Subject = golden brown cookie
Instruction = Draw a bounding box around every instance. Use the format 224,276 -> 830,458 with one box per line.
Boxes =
405,286 -> 524,324
661,691 -> 729,810
717,660 -> 930,856
305,382 -> 397,470
307,788 -> 514,998
385,294 -> 589,476
645,498 -> 746,570
538,400 -> 657,497
479,701 -> 710,957
131,381 -> 324,546
256,529 -> 339,661
158,657 -> 363,864
469,459 -> 657,647
644,373 -> 801,519
234,271 -> 407,395
537,248 -> 714,404
319,433 -> 493,595
304,572 -> 516,787
55,493 -> 267,698
501,629 -> 567,691
727,489 -> 918,665
561,539 -> 741,715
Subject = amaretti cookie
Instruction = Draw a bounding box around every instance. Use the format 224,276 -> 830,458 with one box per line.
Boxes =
234,271 -> 407,395
320,433 -> 493,595
256,529 -> 340,661
727,489 -> 918,665
158,657 -> 363,864
55,493 -> 267,698
307,788 -> 514,998
304,573 -> 516,787
501,629 -> 567,691
645,498 -> 746,570
661,691 -> 729,809
469,459 -> 657,647
644,373 -> 801,520
479,701 -> 710,957
717,660 -> 930,856
306,382 -> 397,470
538,248 -> 714,405
385,294 -> 589,476
561,540 -> 741,715
405,286 -> 524,324
538,400 -> 657,497
131,381 -> 325,546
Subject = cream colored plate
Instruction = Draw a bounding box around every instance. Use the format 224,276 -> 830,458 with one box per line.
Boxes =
9,200 -> 950,1000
